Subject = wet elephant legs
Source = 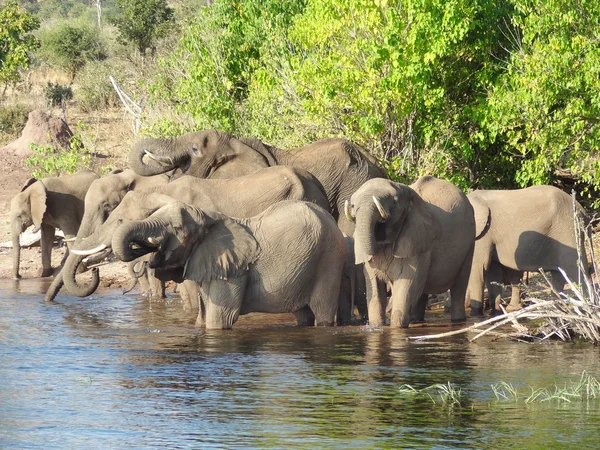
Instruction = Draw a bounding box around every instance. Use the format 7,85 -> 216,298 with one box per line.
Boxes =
40,224 -> 55,277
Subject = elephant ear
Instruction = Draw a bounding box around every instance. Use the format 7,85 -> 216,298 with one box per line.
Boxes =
469,195 -> 491,240
392,192 -> 439,258
29,181 -> 47,228
185,218 -> 260,283
20,177 -> 37,192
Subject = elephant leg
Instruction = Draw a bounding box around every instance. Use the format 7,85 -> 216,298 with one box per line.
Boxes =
364,264 -> 387,327
147,268 -> 166,299
354,263 -> 368,323
467,262 -> 486,317
485,262 -> 504,315
180,280 -> 200,313
204,277 -> 246,330
293,306 -> 316,327
40,224 -> 55,277
410,294 -> 428,323
337,269 -> 354,326
448,255 -> 470,324
549,270 -> 565,294
505,268 -> 523,311
390,256 -> 428,328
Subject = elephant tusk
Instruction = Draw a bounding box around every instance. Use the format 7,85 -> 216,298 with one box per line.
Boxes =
71,244 -> 108,256
63,237 -> 77,242
344,200 -> 355,223
144,150 -> 174,167
372,196 -> 389,221
147,236 -> 160,246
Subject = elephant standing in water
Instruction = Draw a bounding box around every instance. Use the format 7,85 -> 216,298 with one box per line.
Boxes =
467,185 -> 589,315
44,169 -> 171,302
109,200 -> 346,329
128,130 -> 385,234
10,170 -> 98,279
347,176 -> 475,328
65,167 -> 330,309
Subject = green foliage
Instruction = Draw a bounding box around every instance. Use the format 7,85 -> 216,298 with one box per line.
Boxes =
146,0 -> 600,195
0,103 -> 28,135
75,59 -> 121,111
39,22 -> 106,82
25,121 -> 92,178
148,0 -> 307,135
111,0 -> 174,56
44,82 -> 73,106
0,1 -> 40,88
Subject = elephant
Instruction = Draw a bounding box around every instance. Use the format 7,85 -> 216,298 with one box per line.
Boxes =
466,185 -> 589,315
128,129 -> 385,234
347,176 -> 475,328
10,169 -> 99,279
109,199 -> 346,329
44,169 -> 171,302
337,235 -> 368,325
65,166 -> 331,302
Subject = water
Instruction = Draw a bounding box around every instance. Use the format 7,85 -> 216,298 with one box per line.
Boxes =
1,279 -> 599,449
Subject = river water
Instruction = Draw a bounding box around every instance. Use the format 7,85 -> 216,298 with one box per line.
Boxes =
1,279 -> 599,449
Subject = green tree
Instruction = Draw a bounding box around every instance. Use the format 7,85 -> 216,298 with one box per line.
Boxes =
111,0 -> 174,57
487,0 -> 600,198
0,1 -> 40,95
40,22 -> 106,82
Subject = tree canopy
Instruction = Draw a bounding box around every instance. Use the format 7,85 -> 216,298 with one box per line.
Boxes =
148,0 -> 600,199
0,1 -> 40,91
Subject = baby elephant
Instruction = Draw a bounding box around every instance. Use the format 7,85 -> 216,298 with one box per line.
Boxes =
111,200 -> 346,329
347,176 -> 475,328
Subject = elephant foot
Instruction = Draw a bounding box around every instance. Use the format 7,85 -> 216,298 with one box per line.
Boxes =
41,268 -> 54,278
505,303 -> 521,313
489,308 -> 504,317
469,300 -> 484,316
316,321 -> 334,327
12,274 -> 21,280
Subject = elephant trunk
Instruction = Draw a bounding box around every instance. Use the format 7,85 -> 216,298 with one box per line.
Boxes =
113,219 -> 162,262
11,229 -> 21,279
62,250 -> 100,298
129,138 -> 189,176
354,203 -> 379,264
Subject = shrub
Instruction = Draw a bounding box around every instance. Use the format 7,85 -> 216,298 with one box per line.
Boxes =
0,104 -> 29,136
44,82 -> 73,107
25,121 -> 92,178
39,21 -> 106,82
75,60 -> 121,111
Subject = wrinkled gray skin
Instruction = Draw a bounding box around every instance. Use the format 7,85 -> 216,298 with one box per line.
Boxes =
128,130 -> 385,235
110,200 -> 346,329
64,166 -> 331,305
467,185 -> 589,315
10,170 -> 98,279
44,169 -> 170,302
348,176 -> 475,328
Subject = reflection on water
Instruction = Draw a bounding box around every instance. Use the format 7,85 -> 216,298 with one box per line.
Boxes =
1,279 -> 600,448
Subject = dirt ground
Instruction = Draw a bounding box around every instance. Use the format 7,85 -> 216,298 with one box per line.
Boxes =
0,104 -> 135,290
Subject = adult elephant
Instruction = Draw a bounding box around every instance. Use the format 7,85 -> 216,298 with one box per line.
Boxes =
346,176 -> 475,328
66,166 -> 331,303
10,170 -> 98,279
44,169 -> 171,302
466,185 -> 589,315
111,200 -> 346,329
128,130 -> 385,234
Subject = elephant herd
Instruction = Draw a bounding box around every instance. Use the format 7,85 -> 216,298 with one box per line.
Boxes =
9,129 -> 589,329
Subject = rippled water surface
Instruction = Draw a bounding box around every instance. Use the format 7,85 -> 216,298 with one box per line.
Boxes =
1,279 -> 600,448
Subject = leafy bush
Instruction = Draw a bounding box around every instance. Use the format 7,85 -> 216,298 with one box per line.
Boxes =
0,2 -> 40,89
75,60 -> 121,111
0,104 -> 29,136
39,21 -> 106,82
25,122 -> 92,178
44,82 -> 73,107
